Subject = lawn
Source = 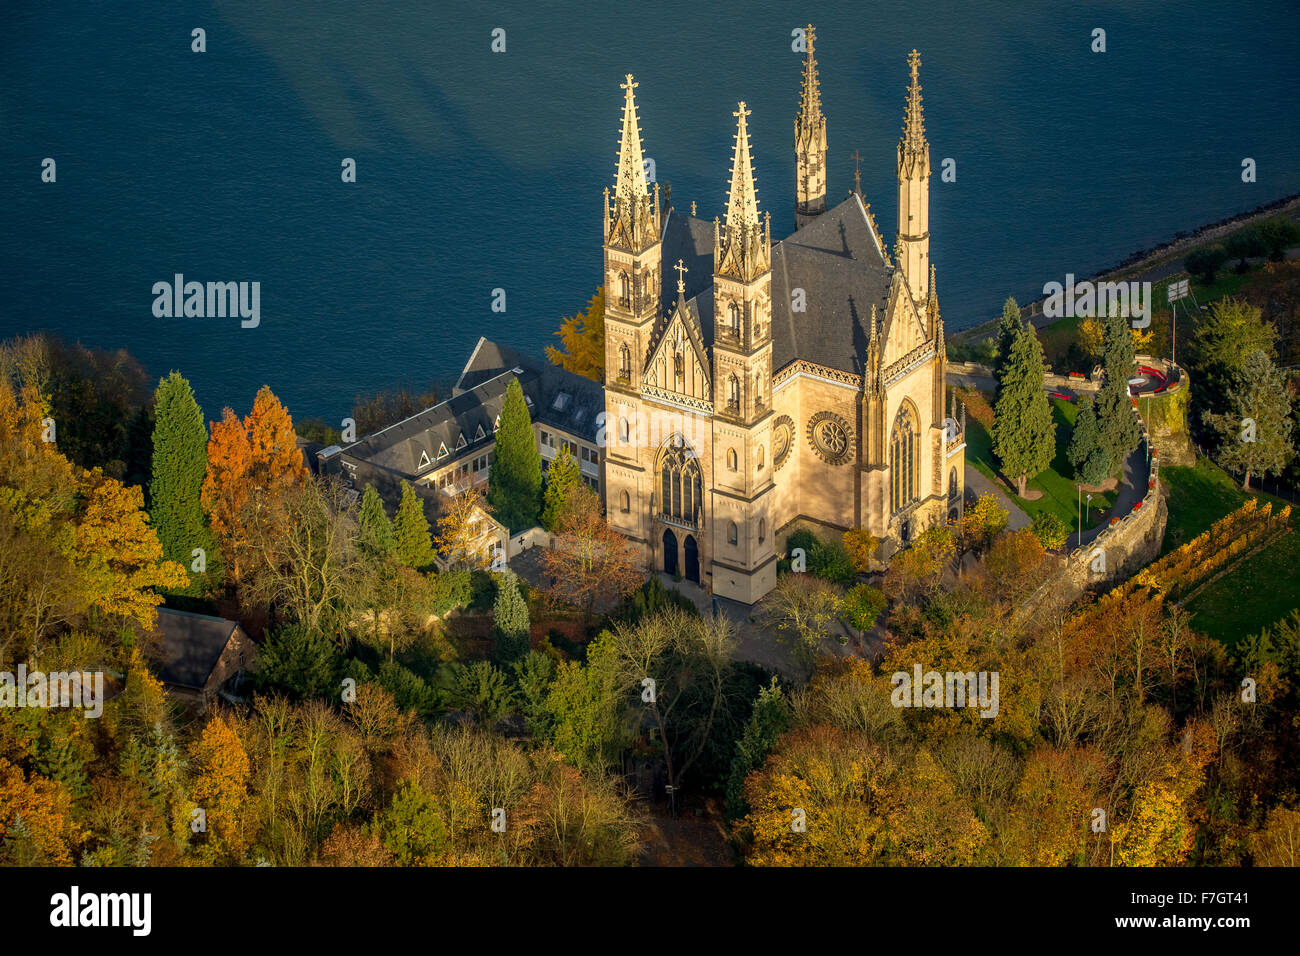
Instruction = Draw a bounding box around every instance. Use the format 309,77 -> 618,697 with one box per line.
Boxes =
965,396 -> 1118,533
1158,456 -> 1299,649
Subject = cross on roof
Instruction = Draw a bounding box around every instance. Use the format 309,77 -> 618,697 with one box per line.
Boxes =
674,258 -> 688,294
851,149 -> 864,195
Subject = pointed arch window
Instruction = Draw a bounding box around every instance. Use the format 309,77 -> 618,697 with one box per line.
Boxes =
727,448 -> 738,471
727,521 -> 739,546
727,374 -> 740,412
657,440 -> 703,526
618,344 -> 631,381
618,416 -> 630,444
620,489 -> 631,513
755,372 -> 764,409
728,302 -> 741,337
618,272 -> 631,309
890,403 -> 919,515
757,444 -> 765,470
758,517 -> 766,543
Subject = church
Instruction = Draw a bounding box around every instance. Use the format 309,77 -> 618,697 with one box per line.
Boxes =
601,29 -> 966,603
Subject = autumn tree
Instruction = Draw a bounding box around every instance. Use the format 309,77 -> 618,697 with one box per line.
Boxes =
540,484 -> 642,619
757,572 -> 842,668
487,378 -> 543,532
149,372 -> 217,594
434,483 -> 496,571
188,714 -> 251,861
958,493 -> 1008,552
546,286 -> 605,382
393,480 -> 436,570
842,527 -> 879,575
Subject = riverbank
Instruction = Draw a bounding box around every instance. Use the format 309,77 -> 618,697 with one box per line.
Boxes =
952,191 -> 1300,344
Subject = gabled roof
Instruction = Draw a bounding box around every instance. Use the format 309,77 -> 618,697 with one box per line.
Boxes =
658,194 -> 892,380
153,608 -> 241,690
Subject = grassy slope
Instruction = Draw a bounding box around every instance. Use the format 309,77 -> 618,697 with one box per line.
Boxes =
966,397 -> 1118,531
1159,456 -> 1299,648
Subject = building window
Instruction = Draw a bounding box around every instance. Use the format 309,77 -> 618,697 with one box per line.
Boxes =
727,521 -> 738,545
758,518 -> 766,543
727,448 -> 738,471
619,344 -> 631,381
581,446 -> 599,465
620,490 -> 630,513
949,467 -> 959,500
619,416 -> 630,444
618,271 -> 630,308
540,430 -> 554,448
562,438 -> 578,457
728,301 -> 740,337
727,374 -> 739,412
890,403 -> 919,515
757,445 -> 765,469
657,439 -> 703,525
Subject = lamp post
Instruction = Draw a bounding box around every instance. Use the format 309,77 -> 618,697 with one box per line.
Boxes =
1077,484 -> 1082,552
1086,493 -> 1092,526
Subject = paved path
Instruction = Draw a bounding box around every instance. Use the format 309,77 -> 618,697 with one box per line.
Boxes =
964,463 -> 1032,531
1076,440 -> 1150,549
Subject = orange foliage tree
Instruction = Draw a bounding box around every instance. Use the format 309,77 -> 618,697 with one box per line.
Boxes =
541,484 -> 642,619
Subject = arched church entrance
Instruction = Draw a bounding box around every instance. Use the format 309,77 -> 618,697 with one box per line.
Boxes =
663,528 -> 679,577
684,535 -> 700,584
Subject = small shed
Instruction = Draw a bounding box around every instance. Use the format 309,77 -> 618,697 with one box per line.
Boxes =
153,608 -> 257,711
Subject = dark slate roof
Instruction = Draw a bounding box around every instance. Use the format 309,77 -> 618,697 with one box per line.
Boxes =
338,338 -> 603,484
659,195 -> 893,379
153,608 -> 239,690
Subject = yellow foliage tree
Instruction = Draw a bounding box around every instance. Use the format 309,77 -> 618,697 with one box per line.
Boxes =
188,714 -> 251,860
546,287 -> 605,382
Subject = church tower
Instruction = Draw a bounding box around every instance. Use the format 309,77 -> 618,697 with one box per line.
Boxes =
794,24 -> 828,229
896,50 -> 930,303
603,75 -> 662,396
710,103 -> 777,603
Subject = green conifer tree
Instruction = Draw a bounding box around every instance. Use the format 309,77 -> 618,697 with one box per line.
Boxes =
992,296 -> 1024,397
393,480 -> 436,570
992,323 -> 1057,497
357,484 -> 396,557
541,445 -> 581,531
488,378 -> 543,532
1094,312 -> 1141,467
492,569 -> 531,665
1206,350 -> 1295,490
148,372 -> 217,594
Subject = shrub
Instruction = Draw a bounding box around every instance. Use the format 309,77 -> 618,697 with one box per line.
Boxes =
842,583 -> 887,631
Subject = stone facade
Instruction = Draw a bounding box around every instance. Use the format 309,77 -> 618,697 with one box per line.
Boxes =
602,36 -> 963,604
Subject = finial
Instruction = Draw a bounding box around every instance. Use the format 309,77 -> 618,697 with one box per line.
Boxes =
674,258 -> 688,295
691,200 -> 697,216
902,50 -> 926,153
851,148 -> 864,195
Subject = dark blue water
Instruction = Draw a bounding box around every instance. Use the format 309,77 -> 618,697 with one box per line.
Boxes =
3,0 -> 1298,422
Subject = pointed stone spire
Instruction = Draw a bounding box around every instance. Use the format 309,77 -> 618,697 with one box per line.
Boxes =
901,49 -> 926,159
725,102 -> 760,231
717,102 -> 769,281
614,74 -> 648,203
795,25 -> 828,227
796,25 -> 824,146
608,74 -> 659,252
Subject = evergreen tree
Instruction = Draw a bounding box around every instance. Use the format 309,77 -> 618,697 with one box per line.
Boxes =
492,569 -> 531,665
1206,350 -> 1295,490
393,480 -> 436,570
148,372 -> 215,594
488,378 -> 543,532
541,444 -> 581,531
357,484 -> 395,557
1067,396 -> 1112,486
1188,298 -> 1279,431
992,323 -> 1057,496
1093,311 -> 1141,467
724,678 -> 791,821
992,296 -> 1024,396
